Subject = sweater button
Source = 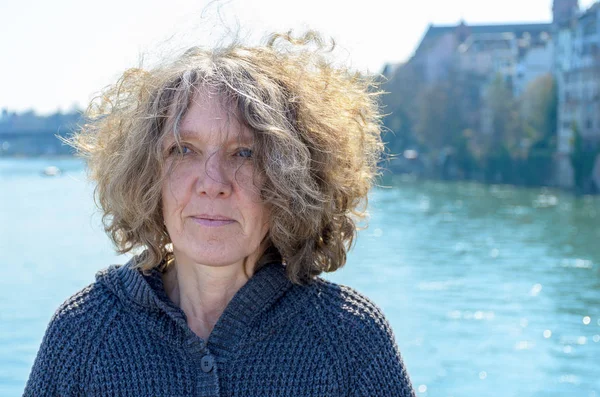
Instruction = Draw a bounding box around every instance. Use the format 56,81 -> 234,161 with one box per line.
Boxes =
201,355 -> 214,373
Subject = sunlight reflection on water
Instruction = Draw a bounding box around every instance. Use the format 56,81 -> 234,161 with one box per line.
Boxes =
1,160 -> 599,396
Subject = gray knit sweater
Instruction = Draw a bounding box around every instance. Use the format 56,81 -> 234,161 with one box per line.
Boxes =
24,256 -> 415,396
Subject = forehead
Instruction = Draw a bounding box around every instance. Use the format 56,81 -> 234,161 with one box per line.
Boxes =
176,94 -> 254,143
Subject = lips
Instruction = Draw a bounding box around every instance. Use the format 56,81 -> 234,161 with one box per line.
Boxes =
191,214 -> 235,227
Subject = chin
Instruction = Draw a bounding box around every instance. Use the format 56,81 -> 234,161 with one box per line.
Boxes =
175,247 -> 256,269
194,257 -> 246,268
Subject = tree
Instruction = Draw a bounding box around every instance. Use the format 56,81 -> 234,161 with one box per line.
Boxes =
520,74 -> 558,145
380,62 -> 424,152
519,74 -> 558,185
414,81 -> 463,150
570,123 -> 600,193
485,75 -> 521,151
481,75 -> 521,183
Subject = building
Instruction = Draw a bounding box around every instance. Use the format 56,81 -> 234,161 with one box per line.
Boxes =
457,32 -> 517,78
555,0 -> 600,190
398,21 -> 554,138
382,0 -> 600,190
410,22 -> 552,87
514,33 -> 554,97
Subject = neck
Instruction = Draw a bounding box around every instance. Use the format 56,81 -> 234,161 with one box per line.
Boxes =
162,258 -> 254,340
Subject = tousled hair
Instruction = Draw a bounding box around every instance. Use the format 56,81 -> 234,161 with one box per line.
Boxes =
71,31 -> 384,284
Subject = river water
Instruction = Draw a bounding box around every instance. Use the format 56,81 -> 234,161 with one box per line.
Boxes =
1,158 -> 599,396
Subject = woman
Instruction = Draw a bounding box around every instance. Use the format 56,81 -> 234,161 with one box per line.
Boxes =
24,32 -> 416,396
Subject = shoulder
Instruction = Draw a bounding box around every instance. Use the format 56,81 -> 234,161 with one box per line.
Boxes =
24,276 -> 120,396
298,278 -> 416,396
304,277 -> 393,336
47,275 -> 120,340
276,276 -> 396,354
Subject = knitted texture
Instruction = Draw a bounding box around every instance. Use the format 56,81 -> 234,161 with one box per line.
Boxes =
24,257 -> 416,397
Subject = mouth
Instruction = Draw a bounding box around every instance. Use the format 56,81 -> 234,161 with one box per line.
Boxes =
191,215 -> 235,227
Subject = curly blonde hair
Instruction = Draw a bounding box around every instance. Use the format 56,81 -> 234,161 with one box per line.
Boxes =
71,31 -> 384,284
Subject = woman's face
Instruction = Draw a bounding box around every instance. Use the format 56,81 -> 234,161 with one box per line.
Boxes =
161,94 -> 270,270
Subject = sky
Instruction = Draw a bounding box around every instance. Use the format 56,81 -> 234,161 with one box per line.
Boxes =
1,0 -> 597,114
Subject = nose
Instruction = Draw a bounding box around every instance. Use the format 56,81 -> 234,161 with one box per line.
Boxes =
195,151 -> 232,198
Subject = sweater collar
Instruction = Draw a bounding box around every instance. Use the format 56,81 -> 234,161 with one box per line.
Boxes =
97,254 -> 293,357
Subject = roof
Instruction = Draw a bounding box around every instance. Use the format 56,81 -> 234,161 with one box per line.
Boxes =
459,33 -> 516,53
579,2 -> 600,20
414,22 -> 552,56
426,22 -> 551,37
380,62 -> 404,77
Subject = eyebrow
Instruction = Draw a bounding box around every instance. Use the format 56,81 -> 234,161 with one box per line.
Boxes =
176,129 -> 255,145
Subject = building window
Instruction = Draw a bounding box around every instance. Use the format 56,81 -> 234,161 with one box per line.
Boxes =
584,21 -> 597,36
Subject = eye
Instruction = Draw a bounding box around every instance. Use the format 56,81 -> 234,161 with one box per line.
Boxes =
167,144 -> 193,156
235,148 -> 253,158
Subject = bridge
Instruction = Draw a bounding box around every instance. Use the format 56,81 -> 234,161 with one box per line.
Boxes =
0,130 -> 75,156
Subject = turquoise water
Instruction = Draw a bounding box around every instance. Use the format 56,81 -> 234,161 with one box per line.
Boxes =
1,158 -> 599,396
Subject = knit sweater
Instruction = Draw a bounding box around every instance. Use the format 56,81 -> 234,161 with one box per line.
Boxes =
24,256 -> 416,397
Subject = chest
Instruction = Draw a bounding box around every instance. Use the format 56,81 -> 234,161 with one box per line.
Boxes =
218,324 -> 346,396
86,322 -> 345,397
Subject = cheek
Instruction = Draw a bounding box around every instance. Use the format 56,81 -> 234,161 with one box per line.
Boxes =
233,166 -> 261,193
161,171 -> 189,219
255,204 -> 271,237
239,169 -> 269,231
236,181 -> 269,234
